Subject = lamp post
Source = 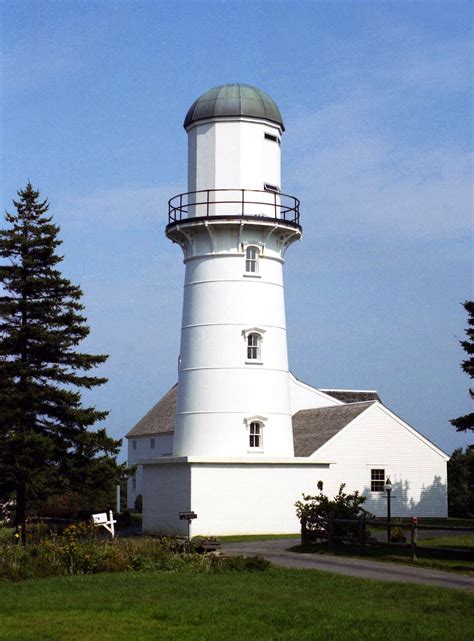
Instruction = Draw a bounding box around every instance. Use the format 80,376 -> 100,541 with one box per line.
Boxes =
385,476 -> 392,542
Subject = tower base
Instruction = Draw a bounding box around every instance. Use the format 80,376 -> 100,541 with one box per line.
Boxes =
141,457 -> 331,537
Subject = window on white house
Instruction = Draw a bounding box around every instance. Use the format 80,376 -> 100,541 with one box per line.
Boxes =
132,476 -> 137,490
245,246 -> 259,273
247,333 -> 261,360
150,438 -> 155,449
132,440 -> 137,451
249,422 -> 262,448
371,469 -> 385,492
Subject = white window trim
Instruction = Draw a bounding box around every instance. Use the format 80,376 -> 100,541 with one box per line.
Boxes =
242,242 -> 264,278
370,468 -> 386,493
243,328 -> 265,364
244,415 -> 267,453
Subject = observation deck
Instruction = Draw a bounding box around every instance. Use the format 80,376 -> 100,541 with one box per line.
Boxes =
166,188 -> 301,235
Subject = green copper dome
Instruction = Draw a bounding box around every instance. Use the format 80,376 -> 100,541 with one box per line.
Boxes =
184,83 -> 285,131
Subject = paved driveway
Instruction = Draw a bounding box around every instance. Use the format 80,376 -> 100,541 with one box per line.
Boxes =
223,538 -> 474,591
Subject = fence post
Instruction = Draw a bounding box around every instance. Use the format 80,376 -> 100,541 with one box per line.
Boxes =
359,512 -> 366,551
411,516 -> 418,562
327,513 -> 334,547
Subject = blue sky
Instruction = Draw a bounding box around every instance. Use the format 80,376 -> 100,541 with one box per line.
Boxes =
1,0 -> 472,458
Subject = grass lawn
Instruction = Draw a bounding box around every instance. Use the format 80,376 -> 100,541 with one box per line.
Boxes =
216,533 -> 299,543
293,537 -> 474,576
0,568 -> 473,641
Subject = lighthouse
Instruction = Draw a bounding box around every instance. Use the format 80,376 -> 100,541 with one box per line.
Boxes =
127,84 -> 450,535
167,83 -> 301,459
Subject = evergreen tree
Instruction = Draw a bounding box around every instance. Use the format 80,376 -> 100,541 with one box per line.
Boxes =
0,183 -> 125,539
450,301 -> 474,433
447,447 -> 474,517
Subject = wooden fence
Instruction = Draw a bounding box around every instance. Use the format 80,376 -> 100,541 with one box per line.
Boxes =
300,514 -> 474,562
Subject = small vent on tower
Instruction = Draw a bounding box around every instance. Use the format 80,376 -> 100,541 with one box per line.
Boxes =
264,133 -> 280,144
264,183 -> 280,193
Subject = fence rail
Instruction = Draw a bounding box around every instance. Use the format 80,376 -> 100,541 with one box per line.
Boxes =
301,514 -> 474,563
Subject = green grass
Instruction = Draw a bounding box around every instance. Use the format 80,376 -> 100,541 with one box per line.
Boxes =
418,535 -> 474,550
214,533 -> 299,543
293,540 -> 474,576
0,568 -> 472,641
0,528 -> 14,541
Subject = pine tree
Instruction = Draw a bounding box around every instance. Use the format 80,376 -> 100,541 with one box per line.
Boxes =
450,301 -> 474,433
0,183 -> 125,539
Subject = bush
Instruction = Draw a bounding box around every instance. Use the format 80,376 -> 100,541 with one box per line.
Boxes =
0,527 -> 271,582
296,481 -> 371,542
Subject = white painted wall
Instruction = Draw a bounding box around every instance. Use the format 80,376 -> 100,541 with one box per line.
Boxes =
126,433 -> 174,509
310,403 -> 449,517
173,222 -> 299,458
142,462 -> 191,536
142,459 -> 330,536
187,118 -> 282,218
288,373 -> 342,413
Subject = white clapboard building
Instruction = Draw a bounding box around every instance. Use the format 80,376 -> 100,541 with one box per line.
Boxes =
126,84 -> 449,536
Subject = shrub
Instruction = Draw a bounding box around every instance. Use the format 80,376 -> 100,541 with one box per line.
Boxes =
0,529 -> 271,582
296,481 -> 371,541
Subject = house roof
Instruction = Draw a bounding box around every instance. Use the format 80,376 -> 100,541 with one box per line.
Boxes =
126,384 -> 177,437
320,390 -> 381,403
292,402 -> 375,457
126,381 -> 379,442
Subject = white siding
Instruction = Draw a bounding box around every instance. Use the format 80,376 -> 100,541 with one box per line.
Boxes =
311,403 -> 448,517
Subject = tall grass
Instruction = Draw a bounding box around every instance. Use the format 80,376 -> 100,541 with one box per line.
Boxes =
0,524 -> 269,581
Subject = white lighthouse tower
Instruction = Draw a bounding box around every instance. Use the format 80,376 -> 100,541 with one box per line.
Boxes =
167,83 -> 301,459
129,84 -> 450,535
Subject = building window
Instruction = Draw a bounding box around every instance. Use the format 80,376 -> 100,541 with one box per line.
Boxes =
150,438 -> 155,449
249,422 -> 262,448
132,440 -> 137,451
371,469 -> 385,492
245,246 -> 259,273
247,333 -> 261,360
132,476 -> 137,491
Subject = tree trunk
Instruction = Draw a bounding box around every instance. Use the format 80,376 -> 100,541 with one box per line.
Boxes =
15,484 -> 27,544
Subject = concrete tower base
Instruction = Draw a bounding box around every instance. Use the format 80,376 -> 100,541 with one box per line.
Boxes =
142,458 -> 331,537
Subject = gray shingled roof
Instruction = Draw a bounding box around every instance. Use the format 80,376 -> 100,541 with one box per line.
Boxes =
126,384 -> 177,437
184,84 -> 285,130
292,402 -> 375,457
125,383 -> 377,455
321,390 -> 380,403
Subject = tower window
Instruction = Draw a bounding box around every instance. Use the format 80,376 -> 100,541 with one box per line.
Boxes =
132,440 -> 137,451
245,246 -> 259,273
150,438 -> 155,449
249,422 -> 262,448
247,333 -> 261,361
371,469 -> 385,492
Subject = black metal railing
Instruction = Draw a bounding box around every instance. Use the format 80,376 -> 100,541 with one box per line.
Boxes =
168,188 -> 300,226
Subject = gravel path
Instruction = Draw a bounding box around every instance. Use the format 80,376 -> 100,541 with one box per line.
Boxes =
223,538 -> 474,591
